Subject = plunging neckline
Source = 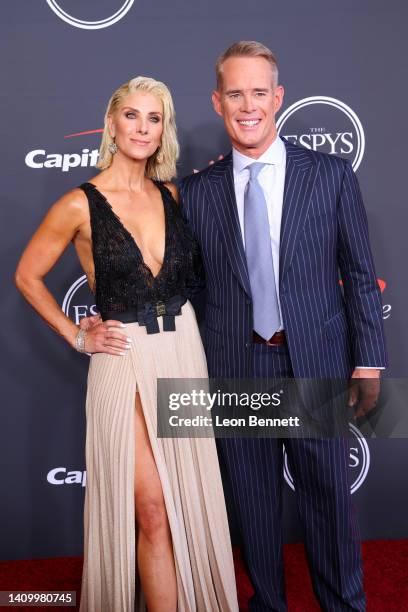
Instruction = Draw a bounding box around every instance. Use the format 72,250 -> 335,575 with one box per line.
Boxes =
85,181 -> 168,281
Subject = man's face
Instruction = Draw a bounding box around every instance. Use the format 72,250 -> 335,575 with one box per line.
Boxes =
212,56 -> 284,158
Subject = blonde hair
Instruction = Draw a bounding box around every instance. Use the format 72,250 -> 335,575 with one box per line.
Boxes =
216,41 -> 279,91
97,76 -> 179,181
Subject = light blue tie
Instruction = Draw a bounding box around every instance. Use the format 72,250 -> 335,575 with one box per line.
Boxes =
244,162 -> 280,340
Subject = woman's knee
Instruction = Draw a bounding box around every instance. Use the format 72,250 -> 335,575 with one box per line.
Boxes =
136,496 -> 169,541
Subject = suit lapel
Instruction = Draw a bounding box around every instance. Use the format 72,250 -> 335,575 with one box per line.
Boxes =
204,153 -> 252,297
203,141 -> 319,296
279,141 -> 319,285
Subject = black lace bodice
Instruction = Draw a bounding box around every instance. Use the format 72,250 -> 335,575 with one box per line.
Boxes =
79,181 -> 204,317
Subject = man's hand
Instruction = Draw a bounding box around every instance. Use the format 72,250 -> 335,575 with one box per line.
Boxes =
193,154 -> 224,173
348,368 -> 381,419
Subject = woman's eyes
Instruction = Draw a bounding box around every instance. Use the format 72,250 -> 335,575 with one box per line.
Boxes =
124,112 -> 160,122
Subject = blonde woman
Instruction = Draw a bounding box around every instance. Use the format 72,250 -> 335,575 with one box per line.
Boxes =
15,77 -> 239,612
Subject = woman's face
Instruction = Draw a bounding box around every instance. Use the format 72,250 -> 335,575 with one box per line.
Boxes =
108,91 -> 164,163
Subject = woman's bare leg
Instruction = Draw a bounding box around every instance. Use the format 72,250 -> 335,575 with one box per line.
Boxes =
134,392 -> 177,612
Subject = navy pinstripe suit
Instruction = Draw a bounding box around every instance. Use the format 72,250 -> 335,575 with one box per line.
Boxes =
179,139 -> 387,611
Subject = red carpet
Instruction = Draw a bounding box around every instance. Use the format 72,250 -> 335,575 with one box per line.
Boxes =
0,541 -> 407,611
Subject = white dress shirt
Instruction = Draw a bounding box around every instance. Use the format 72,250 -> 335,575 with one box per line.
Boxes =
232,136 -> 286,331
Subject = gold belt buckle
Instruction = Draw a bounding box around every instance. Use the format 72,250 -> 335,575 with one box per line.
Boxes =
156,301 -> 166,316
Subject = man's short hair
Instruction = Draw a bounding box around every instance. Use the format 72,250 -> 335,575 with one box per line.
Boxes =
216,40 -> 279,91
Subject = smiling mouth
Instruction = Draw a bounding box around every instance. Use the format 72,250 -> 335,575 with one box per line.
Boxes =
237,119 -> 261,127
130,139 -> 150,145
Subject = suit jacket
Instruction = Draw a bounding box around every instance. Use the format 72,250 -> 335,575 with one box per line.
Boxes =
179,139 -> 387,379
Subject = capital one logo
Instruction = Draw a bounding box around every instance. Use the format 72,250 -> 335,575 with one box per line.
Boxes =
46,0 -> 134,30
47,467 -> 86,487
25,129 -> 102,173
277,96 -> 365,171
283,423 -> 370,494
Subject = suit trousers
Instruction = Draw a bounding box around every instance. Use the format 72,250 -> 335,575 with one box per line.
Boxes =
216,342 -> 366,612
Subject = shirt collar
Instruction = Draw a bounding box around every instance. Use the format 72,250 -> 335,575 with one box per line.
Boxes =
232,135 -> 286,174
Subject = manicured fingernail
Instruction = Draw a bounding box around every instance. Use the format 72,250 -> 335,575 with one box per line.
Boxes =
118,351 -> 125,356
126,337 -> 132,342
120,323 -> 126,328
125,344 -> 131,349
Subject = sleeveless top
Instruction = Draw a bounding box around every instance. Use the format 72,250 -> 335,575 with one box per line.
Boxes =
79,181 -> 204,321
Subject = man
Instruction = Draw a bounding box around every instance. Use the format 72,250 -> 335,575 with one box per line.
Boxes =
178,41 -> 387,611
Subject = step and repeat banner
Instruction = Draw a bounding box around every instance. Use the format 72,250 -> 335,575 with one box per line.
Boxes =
1,0 -> 407,560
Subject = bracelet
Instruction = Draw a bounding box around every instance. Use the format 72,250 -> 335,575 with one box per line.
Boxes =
74,328 -> 87,353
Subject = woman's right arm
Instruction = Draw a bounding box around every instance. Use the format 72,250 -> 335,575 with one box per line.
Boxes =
15,189 -> 129,355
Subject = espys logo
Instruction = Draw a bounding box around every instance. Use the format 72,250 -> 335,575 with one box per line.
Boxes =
379,279 -> 392,320
340,278 -> 391,320
62,274 -> 97,326
25,128 -> 102,173
46,0 -> 134,30
277,96 -> 365,171
283,423 -> 370,494
375,278 -> 391,320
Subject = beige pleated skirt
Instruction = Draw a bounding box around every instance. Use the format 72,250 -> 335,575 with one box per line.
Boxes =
79,300 -> 239,612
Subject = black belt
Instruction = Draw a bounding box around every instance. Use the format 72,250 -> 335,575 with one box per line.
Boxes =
101,295 -> 187,334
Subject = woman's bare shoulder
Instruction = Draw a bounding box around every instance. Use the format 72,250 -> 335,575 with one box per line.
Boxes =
57,170 -> 104,214
52,186 -> 89,215
41,187 -> 91,235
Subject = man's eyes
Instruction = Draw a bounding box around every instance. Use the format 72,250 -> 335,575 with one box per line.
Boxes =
228,92 -> 267,99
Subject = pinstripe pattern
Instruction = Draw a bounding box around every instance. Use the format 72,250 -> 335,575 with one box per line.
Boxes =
179,140 -> 387,379
179,140 -> 387,611
217,347 -> 364,611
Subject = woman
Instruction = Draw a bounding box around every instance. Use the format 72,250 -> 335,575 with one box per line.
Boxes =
15,76 -> 239,612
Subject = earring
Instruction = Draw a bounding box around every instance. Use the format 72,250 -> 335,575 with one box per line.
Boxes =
156,147 -> 164,164
108,141 -> 118,154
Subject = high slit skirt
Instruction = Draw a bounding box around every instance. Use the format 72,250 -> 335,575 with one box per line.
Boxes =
79,300 -> 239,612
